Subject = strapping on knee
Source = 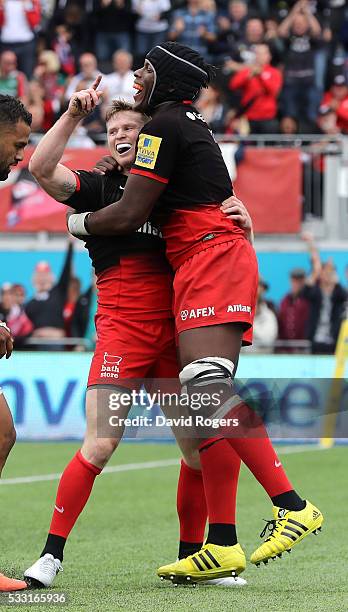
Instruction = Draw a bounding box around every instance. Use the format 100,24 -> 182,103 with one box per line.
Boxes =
179,357 -> 241,420
179,357 -> 235,387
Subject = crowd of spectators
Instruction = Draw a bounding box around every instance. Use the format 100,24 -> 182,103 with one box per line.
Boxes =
0,242 -> 97,351
0,0 -> 347,137
0,234 -> 346,354
250,232 -> 347,353
0,1 -> 347,355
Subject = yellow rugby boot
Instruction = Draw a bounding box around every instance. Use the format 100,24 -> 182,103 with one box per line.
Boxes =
251,500 -> 323,566
157,543 -> 246,585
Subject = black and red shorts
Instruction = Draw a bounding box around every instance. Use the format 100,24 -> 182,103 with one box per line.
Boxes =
87,254 -> 178,387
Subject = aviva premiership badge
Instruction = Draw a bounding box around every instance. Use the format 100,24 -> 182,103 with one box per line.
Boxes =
135,134 -> 162,169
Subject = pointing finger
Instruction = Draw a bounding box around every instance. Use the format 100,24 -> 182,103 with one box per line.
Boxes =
92,75 -> 103,90
89,89 -> 99,106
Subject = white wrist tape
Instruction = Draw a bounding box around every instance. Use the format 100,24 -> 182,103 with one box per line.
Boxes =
68,212 -> 91,236
0,321 -> 11,334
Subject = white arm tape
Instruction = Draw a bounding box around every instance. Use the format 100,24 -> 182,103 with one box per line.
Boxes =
0,321 -> 11,334
67,211 -> 91,236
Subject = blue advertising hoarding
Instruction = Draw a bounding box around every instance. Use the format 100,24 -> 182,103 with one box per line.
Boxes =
1,352 -> 347,441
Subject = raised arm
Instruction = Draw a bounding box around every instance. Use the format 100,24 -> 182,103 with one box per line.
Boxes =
301,232 -> 321,285
278,0 -> 302,37
279,0 -> 321,38
55,241 -> 73,293
29,76 -> 103,202
303,2 -> 321,37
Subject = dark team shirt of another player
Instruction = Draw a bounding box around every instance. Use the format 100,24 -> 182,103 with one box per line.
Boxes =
130,101 -> 244,270
66,169 -> 165,275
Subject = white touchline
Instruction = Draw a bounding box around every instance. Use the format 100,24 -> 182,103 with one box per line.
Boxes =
0,446 -> 330,486
0,458 -> 179,486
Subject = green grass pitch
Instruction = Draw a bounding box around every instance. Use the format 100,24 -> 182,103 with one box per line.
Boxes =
0,442 -> 347,612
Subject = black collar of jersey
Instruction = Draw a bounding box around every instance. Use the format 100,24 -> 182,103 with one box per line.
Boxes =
152,100 -> 194,115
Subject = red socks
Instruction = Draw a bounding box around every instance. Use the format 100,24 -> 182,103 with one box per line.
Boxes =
177,441 -> 241,541
224,401 -> 294,498
49,450 -> 101,538
177,440 -> 241,555
199,438 -> 241,524
177,460 -> 207,544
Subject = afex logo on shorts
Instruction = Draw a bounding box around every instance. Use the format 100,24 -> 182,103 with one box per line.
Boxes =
180,307 -> 215,321
227,304 -> 252,314
100,352 -> 123,379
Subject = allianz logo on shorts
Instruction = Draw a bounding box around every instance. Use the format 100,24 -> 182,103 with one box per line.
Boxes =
227,304 -> 252,313
100,352 -> 123,379
180,307 -> 215,321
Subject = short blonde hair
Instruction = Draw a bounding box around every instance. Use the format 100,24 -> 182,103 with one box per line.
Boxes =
105,99 -> 149,124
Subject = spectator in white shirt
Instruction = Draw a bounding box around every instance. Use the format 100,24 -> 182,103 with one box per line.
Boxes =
102,49 -> 135,104
132,0 -> 171,56
0,0 -> 41,78
246,279 -> 278,353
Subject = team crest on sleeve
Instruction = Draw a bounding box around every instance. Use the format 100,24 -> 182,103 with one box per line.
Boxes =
135,134 -> 162,169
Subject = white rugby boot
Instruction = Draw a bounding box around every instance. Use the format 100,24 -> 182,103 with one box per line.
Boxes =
199,575 -> 247,586
24,554 -> 63,587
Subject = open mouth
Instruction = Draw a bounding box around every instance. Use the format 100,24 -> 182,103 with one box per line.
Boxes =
134,82 -> 144,99
116,143 -> 132,155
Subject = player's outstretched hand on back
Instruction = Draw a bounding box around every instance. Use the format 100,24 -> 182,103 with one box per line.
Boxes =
0,321 -> 13,359
67,75 -> 103,119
